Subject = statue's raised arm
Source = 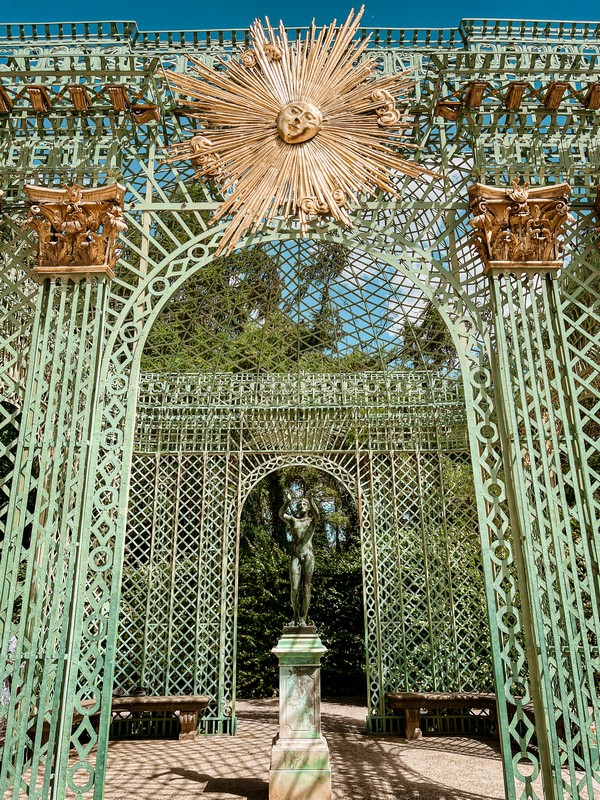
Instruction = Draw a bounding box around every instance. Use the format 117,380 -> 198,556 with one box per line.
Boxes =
279,490 -> 293,524
308,492 -> 321,524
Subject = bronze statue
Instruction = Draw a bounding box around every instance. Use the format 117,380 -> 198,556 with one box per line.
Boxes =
279,491 -> 320,627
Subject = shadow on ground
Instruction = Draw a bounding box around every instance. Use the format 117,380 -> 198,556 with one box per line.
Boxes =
157,769 -> 268,799
78,698 -> 545,800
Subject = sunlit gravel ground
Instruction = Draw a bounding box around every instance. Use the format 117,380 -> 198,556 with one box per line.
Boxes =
14,698 -> 595,799
95,697 -> 546,800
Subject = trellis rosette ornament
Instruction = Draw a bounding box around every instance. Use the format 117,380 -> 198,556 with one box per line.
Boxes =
165,7 -> 437,255
23,182 -> 127,280
468,179 -> 572,277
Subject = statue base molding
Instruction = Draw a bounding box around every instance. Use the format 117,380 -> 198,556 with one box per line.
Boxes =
269,630 -> 331,800
282,624 -> 316,635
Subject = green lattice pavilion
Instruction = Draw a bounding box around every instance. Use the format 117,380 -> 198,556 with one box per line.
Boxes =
0,15 -> 599,800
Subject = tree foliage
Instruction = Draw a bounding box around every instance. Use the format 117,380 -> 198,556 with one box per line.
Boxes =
141,242 -> 352,374
140,235 -> 461,376
397,301 -> 459,371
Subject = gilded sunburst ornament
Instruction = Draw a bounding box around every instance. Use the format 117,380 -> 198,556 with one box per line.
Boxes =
165,7 -> 437,254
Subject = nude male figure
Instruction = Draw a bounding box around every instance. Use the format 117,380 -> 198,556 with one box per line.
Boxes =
279,491 -> 321,627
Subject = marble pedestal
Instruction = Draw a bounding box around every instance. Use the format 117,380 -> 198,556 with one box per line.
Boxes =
269,627 -> 331,800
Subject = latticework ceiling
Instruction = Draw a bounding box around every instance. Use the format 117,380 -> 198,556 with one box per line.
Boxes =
141,239 -> 458,378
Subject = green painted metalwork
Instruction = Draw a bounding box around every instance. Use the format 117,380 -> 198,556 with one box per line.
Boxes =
0,15 -> 597,800
117,363 -> 489,736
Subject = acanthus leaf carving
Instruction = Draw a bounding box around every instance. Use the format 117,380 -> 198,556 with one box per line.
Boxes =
23,182 -> 127,281
468,179 -> 573,277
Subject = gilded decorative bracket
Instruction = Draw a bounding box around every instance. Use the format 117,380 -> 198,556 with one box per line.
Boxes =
23,183 -> 127,281
468,179 -> 572,278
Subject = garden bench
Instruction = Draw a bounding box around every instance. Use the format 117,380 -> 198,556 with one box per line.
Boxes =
29,694 -> 210,744
110,694 -> 211,740
385,691 -> 497,740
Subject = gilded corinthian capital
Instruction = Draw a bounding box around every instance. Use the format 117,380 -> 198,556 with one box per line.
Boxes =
468,179 -> 572,278
24,182 -> 127,281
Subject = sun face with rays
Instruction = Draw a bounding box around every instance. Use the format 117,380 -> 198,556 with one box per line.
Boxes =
165,7 -> 437,255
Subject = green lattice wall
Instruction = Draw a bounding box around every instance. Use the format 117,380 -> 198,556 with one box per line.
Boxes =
115,367 -> 491,733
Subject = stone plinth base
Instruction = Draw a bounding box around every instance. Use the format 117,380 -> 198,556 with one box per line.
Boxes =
269,630 -> 331,800
270,734 -> 331,800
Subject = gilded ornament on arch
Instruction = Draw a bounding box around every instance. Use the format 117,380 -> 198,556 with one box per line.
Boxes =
299,190 -> 346,216
264,42 -> 283,61
189,135 -> 224,178
165,7 -> 438,255
370,89 -> 401,127
131,102 -> 161,124
240,51 -> 258,68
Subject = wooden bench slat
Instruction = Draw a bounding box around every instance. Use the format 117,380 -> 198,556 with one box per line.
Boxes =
111,695 -> 210,713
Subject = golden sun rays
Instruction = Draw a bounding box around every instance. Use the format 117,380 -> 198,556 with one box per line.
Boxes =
165,7 -> 437,255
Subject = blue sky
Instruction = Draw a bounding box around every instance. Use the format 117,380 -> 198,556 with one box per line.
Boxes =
2,0 -> 598,31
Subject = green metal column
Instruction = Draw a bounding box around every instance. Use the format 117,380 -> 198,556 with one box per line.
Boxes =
489,271 -> 600,800
0,275 -> 112,800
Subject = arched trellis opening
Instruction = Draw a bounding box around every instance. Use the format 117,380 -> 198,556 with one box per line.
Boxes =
232,461 -> 364,705
111,235 -> 496,742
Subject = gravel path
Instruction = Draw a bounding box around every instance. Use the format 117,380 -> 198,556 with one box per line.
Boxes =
97,697 -> 540,799
7,697 -> 596,798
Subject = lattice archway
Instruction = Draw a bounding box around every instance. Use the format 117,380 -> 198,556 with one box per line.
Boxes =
240,457 -> 359,503
117,377 -> 495,728
110,234 -> 500,742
